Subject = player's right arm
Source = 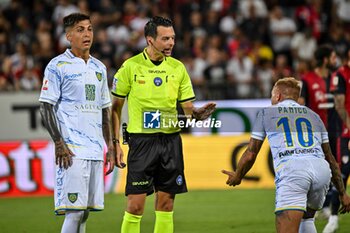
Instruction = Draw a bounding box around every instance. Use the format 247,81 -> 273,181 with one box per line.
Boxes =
322,142 -> 350,213
222,138 -> 263,186
111,62 -> 130,169
111,98 -> 125,168
39,102 -> 74,169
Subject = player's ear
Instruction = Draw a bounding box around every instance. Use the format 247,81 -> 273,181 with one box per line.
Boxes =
147,37 -> 152,45
277,92 -> 282,102
66,31 -> 72,42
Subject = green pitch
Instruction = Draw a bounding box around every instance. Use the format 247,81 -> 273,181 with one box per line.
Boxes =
0,189 -> 349,233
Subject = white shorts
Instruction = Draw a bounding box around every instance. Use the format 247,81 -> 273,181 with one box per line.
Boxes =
275,157 -> 331,213
54,159 -> 104,215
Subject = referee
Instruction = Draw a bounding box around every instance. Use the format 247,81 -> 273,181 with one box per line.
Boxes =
111,16 -> 216,233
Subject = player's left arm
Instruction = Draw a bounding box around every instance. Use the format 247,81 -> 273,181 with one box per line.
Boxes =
222,138 -> 263,186
334,94 -> 350,129
102,107 -> 115,175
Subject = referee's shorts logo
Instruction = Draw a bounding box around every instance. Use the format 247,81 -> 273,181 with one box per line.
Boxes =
176,175 -> 183,186
143,110 -> 161,128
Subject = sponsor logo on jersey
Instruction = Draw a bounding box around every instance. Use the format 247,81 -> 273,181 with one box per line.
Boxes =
278,148 -> 316,158
85,84 -> 96,101
132,181 -> 149,186
148,70 -> 166,74
57,61 -> 72,67
68,193 -> 78,203
65,73 -> 82,79
143,110 -> 161,128
333,75 -> 339,86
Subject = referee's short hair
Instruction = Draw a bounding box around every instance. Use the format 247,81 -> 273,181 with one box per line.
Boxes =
63,13 -> 90,32
144,16 -> 173,38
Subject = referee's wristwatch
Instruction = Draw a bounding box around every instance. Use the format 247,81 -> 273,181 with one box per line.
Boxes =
112,138 -> 120,144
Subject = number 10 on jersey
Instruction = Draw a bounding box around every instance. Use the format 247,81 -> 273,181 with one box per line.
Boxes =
277,117 -> 314,148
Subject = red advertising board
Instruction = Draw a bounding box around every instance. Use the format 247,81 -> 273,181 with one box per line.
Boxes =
0,140 -> 54,197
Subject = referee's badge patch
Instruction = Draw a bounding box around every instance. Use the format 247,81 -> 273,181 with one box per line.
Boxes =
153,77 -> 162,86
176,175 -> 183,186
333,75 -> 339,86
68,193 -> 78,203
112,78 -> 118,90
41,79 -> 49,91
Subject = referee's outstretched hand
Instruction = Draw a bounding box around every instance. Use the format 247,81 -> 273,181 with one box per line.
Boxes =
115,143 -> 126,169
192,102 -> 216,121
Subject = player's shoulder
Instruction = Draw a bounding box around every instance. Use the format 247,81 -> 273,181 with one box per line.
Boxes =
47,50 -> 79,68
89,56 -> 107,70
337,65 -> 350,76
123,52 -> 145,66
166,56 -> 185,69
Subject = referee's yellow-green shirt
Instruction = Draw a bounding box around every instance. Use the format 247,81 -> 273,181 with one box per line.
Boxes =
111,49 -> 195,134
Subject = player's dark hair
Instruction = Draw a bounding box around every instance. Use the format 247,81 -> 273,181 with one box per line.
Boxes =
63,13 -> 90,32
342,46 -> 350,61
314,44 -> 334,67
144,16 -> 173,38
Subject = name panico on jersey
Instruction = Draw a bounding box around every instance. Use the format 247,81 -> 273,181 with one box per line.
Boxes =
251,100 -> 328,170
39,49 -> 111,161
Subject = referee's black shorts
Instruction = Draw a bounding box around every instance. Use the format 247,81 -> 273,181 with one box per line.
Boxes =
125,132 -> 187,196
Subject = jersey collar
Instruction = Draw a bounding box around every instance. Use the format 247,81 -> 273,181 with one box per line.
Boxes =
142,48 -> 167,62
64,49 -> 92,60
278,99 -> 300,106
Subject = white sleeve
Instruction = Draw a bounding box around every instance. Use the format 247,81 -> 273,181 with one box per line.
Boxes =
39,60 -> 61,105
251,109 -> 266,141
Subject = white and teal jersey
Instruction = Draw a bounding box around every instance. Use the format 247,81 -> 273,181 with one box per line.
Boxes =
251,99 -> 328,170
39,49 -> 111,161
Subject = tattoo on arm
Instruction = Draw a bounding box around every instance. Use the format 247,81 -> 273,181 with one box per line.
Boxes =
102,108 -> 112,145
334,94 -> 348,124
322,143 -> 346,195
236,138 -> 263,179
39,102 -> 62,142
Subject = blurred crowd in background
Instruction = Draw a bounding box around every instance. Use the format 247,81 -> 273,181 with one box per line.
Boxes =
0,0 -> 349,100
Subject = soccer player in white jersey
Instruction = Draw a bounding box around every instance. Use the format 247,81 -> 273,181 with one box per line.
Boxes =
222,77 -> 350,233
39,13 -> 116,233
